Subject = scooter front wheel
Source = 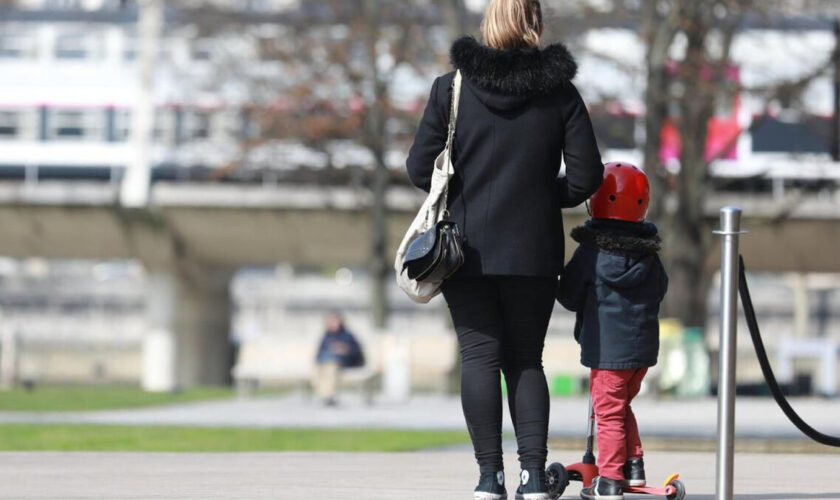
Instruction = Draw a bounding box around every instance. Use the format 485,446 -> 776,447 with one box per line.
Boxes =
545,462 -> 568,499
666,479 -> 686,500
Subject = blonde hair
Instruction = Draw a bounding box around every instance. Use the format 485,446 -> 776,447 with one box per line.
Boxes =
481,0 -> 543,50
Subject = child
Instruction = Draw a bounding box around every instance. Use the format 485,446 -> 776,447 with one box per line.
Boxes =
558,162 -> 668,500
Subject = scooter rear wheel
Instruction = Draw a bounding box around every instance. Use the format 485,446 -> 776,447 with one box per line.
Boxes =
545,462 -> 568,499
666,479 -> 686,500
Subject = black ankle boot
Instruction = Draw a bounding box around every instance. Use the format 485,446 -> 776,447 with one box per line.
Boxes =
580,476 -> 623,500
515,468 -> 548,500
622,457 -> 646,487
474,471 -> 507,500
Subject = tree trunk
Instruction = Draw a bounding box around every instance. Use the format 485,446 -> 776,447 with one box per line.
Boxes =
640,1 -> 710,325
658,1 -> 717,327
369,142 -> 390,330
832,16 -> 840,161
662,119 -> 712,326
363,0 -> 390,330
641,0 -> 677,223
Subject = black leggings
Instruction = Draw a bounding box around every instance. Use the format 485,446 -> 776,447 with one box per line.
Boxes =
442,275 -> 556,473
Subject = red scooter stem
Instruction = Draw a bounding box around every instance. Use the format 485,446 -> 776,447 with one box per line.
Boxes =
545,397 -> 686,499
583,396 -> 596,465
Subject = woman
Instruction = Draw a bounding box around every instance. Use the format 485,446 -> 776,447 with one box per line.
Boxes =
406,0 -> 603,498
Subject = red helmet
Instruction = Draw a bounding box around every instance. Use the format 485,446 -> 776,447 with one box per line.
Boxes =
590,162 -> 650,223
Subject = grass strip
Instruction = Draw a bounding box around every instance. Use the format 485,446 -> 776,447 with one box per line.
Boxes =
0,386 -> 234,412
0,425 -> 471,452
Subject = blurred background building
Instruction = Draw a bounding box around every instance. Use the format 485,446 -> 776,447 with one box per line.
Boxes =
0,0 -> 838,399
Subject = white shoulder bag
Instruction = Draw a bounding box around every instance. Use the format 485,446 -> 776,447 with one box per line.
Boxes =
395,71 -> 463,304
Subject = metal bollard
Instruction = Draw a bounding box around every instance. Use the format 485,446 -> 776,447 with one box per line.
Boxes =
714,207 -> 746,500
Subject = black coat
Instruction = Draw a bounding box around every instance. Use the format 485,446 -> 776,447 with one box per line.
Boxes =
406,37 -> 604,277
558,219 -> 668,370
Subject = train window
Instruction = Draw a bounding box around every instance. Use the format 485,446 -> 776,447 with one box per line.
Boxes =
56,33 -> 88,60
122,36 -> 168,63
0,30 -> 35,59
218,110 -> 242,140
113,110 -> 131,141
0,111 -> 20,138
50,110 -> 103,140
186,111 -> 211,140
45,0 -> 84,9
153,110 -> 176,143
55,31 -> 103,60
122,36 -> 137,61
191,39 -> 213,62
590,111 -> 636,150
54,111 -> 85,138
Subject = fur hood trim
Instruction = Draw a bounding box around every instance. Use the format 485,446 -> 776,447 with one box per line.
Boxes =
450,36 -> 577,96
571,222 -> 662,255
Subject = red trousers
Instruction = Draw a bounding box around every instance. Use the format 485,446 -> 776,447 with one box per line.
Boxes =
590,368 -> 647,481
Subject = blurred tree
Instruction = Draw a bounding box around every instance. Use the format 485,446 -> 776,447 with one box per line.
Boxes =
441,0 -> 470,40
638,0 -> 749,327
362,0 -> 391,330
176,1 -> 459,329
639,0 -> 836,327
640,0 -> 678,231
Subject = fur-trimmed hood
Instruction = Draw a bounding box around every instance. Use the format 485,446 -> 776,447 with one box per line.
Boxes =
570,219 -> 662,289
571,219 -> 662,255
450,36 -> 577,111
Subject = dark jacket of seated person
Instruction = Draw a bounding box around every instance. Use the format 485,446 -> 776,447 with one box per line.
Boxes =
315,325 -> 365,369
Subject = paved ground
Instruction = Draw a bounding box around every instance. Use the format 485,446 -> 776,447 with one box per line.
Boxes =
0,450 -> 837,499
1,394 -> 838,440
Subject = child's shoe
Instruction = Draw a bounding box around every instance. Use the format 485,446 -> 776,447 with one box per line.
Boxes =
622,457 -> 646,487
580,476 -> 623,500
474,471 -> 507,500
514,468 -> 549,500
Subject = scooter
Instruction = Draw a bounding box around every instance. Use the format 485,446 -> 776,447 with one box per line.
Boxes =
545,398 -> 686,500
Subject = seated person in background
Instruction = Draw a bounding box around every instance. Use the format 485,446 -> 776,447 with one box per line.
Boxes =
312,312 -> 364,406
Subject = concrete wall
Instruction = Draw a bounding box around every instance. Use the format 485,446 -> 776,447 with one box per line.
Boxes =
0,183 -> 838,387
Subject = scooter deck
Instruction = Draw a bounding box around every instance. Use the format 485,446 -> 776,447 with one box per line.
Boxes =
626,473 -> 680,496
624,484 -> 678,496
565,464 -> 679,496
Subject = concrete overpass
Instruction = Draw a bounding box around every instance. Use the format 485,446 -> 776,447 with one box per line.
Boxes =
0,181 -> 837,386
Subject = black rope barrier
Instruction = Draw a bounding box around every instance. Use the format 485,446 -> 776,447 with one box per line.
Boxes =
738,255 -> 840,447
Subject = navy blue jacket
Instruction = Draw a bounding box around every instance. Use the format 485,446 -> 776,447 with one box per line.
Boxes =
558,219 -> 668,370
315,327 -> 365,368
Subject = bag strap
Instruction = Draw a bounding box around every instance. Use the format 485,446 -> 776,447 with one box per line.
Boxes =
441,70 -> 462,218
445,70 -> 462,152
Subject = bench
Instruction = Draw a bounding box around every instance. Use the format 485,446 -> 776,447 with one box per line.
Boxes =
232,336 -> 382,404
777,336 -> 840,396
406,334 -> 458,391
